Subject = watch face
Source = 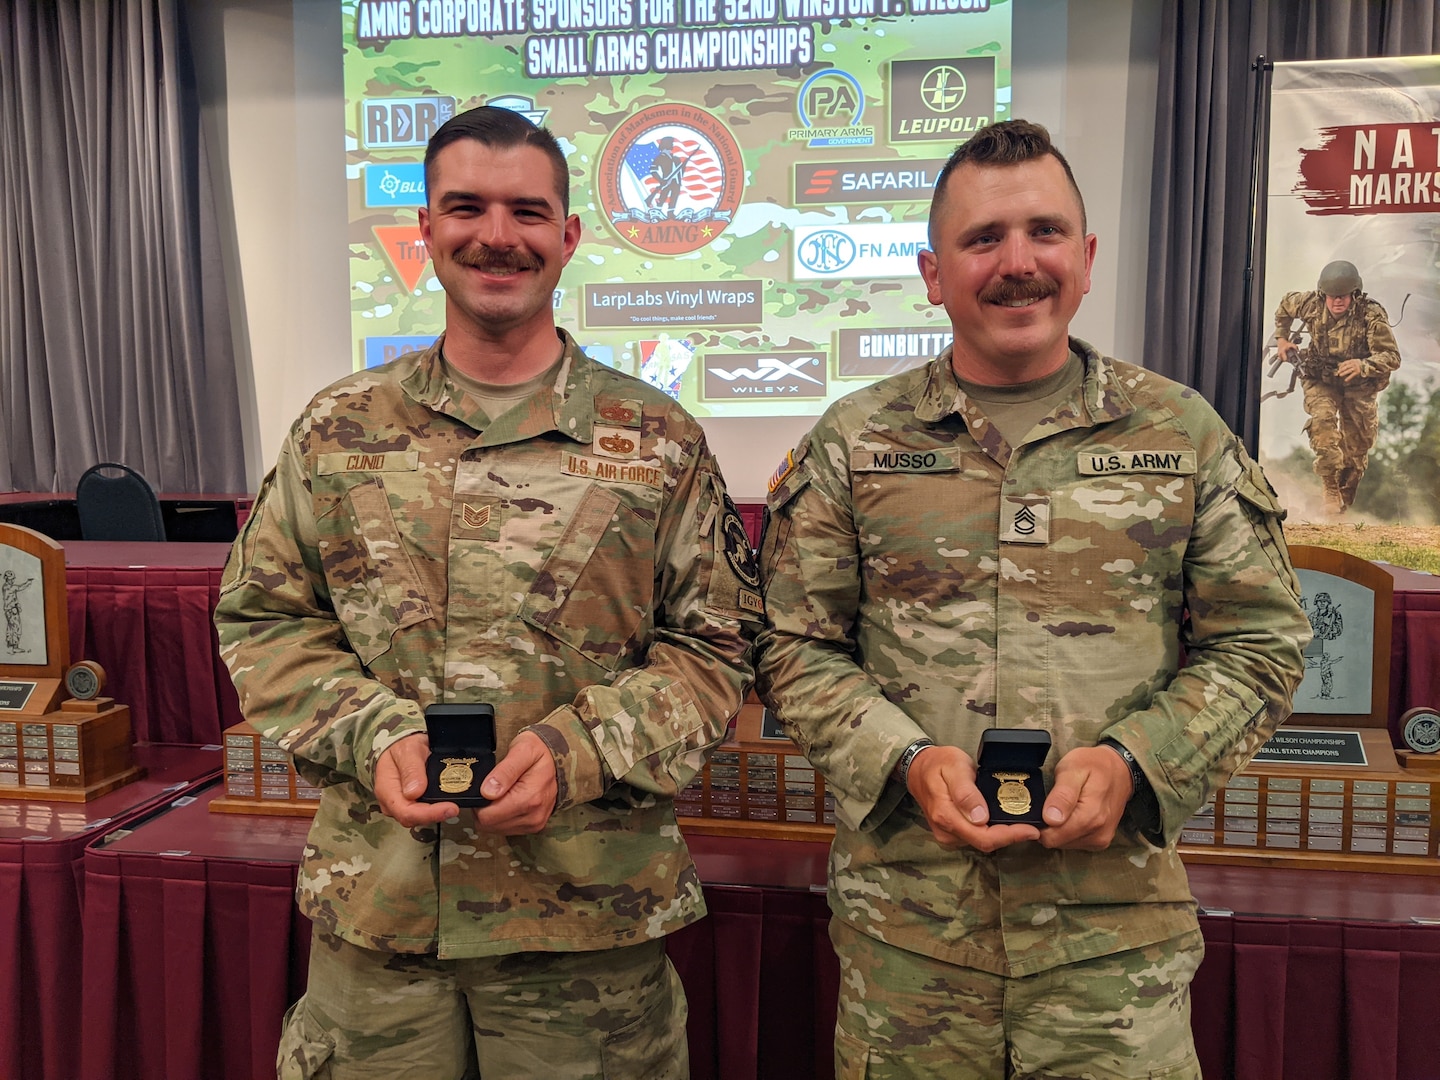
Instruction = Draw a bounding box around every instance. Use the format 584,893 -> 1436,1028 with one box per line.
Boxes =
1402,708 -> 1440,754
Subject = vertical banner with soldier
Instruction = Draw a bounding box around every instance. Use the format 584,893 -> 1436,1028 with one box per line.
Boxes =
1259,56 -> 1440,523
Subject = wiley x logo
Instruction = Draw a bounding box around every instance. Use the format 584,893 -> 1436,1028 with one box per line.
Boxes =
708,356 -> 824,385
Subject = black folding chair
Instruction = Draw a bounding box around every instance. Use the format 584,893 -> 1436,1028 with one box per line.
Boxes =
75,462 -> 167,541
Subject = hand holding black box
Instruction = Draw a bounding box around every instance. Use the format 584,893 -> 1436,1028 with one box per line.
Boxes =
975,728 -> 1051,827
419,704 -> 497,807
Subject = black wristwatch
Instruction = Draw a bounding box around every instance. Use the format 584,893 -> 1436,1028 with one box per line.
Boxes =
894,738 -> 936,788
1100,738 -> 1148,802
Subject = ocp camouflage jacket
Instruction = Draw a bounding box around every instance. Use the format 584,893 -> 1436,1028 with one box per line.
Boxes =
215,333 -> 759,958
757,339 -> 1311,977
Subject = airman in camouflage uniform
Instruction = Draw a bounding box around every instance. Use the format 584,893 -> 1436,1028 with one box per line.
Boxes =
757,121 -> 1311,1078
1274,260 -> 1401,513
214,107 -> 759,1079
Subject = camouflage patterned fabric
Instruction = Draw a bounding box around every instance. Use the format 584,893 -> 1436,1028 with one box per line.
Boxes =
215,331 -> 759,959
757,338 -> 1310,978
1273,291 -> 1401,506
278,930 -> 687,1079
830,920 -> 1203,1080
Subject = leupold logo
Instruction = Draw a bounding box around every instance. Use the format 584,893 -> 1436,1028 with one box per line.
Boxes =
597,104 -> 745,257
797,230 -> 857,274
920,65 -> 968,112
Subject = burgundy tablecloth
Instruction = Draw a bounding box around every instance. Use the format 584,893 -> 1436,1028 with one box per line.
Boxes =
64,542 -> 242,745
80,784 -> 313,1080
73,809 -> 1440,1080
0,745 -> 220,1080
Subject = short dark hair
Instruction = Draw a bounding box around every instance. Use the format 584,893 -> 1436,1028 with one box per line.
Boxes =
928,120 -> 1087,248
424,105 -> 571,215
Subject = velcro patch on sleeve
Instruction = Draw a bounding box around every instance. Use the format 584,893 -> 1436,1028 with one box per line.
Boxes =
1077,450 -> 1197,476
316,450 -> 420,474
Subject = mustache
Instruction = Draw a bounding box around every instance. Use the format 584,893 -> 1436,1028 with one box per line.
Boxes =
980,278 -> 1057,304
452,245 -> 541,273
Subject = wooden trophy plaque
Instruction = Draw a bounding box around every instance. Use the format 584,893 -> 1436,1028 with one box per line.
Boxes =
1179,545 -> 1438,874
676,692 -> 836,842
0,523 -> 143,801
210,721 -> 322,816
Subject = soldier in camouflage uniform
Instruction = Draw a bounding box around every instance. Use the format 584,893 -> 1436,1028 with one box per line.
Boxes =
214,107 -> 761,1079
1273,260 -> 1401,513
757,121 -> 1311,1079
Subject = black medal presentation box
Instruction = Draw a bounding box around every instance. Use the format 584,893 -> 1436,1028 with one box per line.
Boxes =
419,703 -> 496,807
676,693 -> 836,842
976,728 -> 1050,827
210,721 -> 323,816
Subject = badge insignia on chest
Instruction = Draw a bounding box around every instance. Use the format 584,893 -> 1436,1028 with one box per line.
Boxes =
1000,495 -> 1050,545
593,424 -> 641,460
462,503 -> 491,530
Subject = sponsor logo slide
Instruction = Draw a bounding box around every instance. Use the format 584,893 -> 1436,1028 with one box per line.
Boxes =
794,159 -> 948,204
361,96 -> 456,149
889,57 -> 995,143
584,280 -> 764,328
364,335 -> 437,368
364,162 -> 426,207
836,326 -> 953,377
702,350 -> 828,400
793,223 -> 928,279
788,68 -> 875,147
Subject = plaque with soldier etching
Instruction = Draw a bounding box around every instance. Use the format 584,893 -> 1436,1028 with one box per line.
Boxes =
0,524 -> 143,801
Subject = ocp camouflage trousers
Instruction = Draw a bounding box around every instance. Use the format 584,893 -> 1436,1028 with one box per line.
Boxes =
277,929 -> 689,1080
830,920 -> 1204,1079
1301,378 -> 1380,479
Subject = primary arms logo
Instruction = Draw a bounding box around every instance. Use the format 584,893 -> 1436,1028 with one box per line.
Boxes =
598,104 -> 745,257
788,69 -> 875,148
703,351 -> 828,400
796,230 -> 857,274
889,57 -> 995,143
361,96 -> 457,149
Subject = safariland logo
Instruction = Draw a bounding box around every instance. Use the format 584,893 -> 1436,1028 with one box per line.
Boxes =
788,68 -> 875,148
597,104 -> 745,256
362,96 -> 457,149
888,57 -> 995,143
795,159 -> 948,205
703,351 -> 828,400
796,230 -> 857,274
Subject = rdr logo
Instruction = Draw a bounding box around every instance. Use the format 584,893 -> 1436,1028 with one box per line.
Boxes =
598,104 -> 745,257
361,96 -> 457,149
787,68 -> 875,148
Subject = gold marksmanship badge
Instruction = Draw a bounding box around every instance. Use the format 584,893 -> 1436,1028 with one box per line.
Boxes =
439,757 -> 478,793
993,771 -> 1032,815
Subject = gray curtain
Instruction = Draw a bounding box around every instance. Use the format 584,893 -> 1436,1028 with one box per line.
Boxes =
0,0 -> 244,493
1144,0 -> 1440,447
